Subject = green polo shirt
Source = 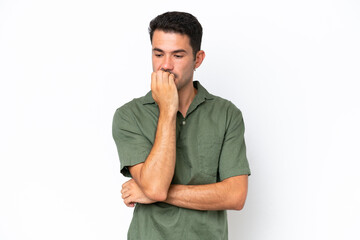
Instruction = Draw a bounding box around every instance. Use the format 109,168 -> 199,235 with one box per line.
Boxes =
112,81 -> 250,240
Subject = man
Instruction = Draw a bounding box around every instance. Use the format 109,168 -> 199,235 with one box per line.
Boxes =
112,11 -> 251,240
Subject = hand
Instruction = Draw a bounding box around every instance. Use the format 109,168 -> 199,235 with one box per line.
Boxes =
151,70 -> 179,115
121,179 -> 156,207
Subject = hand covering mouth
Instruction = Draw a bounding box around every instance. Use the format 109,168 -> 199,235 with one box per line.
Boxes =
160,68 -> 177,79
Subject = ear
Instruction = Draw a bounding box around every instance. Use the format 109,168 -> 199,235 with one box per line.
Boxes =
194,50 -> 205,69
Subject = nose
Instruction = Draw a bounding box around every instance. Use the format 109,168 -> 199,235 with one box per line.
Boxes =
160,56 -> 174,71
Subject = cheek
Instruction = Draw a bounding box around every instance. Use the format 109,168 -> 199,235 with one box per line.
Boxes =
182,63 -> 195,75
152,58 -> 160,71
152,64 -> 157,72
179,61 -> 192,71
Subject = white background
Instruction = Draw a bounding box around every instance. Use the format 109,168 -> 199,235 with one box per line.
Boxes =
1,0 -> 359,239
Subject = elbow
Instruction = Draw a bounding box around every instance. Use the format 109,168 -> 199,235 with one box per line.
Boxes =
144,187 -> 168,202
232,193 -> 247,211
233,200 -> 245,211
149,191 -> 168,202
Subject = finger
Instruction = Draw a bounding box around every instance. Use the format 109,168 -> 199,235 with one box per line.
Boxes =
122,181 -> 129,189
156,70 -> 163,84
124,201 -> 133,207
122,191 -> 130,199
151,72 -> 157,90
125,202 -> 135,208
124,197 -> 131,206
121,184 -> 128,193
169,73 -> 175,84
124,197 -> 136,207
162,71 -> 170,84
121,187 -> 128,195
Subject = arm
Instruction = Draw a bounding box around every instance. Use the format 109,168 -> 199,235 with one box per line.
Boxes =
128,70 -> 178,202
121,175 -> 248,211
162,105 -> 250,211
165,175 -> 248,211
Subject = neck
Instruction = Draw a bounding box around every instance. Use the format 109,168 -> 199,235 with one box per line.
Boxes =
178,81 -> 197,117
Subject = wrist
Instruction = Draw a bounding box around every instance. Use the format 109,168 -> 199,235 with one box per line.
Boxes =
164,184 -> 180,203
159,107 -> 177,119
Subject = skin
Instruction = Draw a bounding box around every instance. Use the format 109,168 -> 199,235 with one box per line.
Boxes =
151,30 -> 205,116
121,30 -> 248,210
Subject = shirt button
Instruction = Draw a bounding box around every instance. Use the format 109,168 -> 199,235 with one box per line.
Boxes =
182,120 -> 186,125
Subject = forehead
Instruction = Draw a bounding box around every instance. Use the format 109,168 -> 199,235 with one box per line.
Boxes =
152,30 -> 192,51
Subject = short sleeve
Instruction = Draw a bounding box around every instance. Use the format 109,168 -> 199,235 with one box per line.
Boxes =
112,106 -> 152,178
218,104 -> 251,181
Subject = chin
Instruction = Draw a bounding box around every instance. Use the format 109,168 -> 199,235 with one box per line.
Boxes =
175,81 -> 183,91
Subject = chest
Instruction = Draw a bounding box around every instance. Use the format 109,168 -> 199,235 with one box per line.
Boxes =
135,104 -> 227,185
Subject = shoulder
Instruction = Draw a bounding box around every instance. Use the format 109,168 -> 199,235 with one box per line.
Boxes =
114,93 -> 149,117
207,92 -> 244,119
113,93 -> 149,125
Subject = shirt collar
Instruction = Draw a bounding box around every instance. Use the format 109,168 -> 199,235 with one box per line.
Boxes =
142,81 -> 213,105
142,90 -> 155,105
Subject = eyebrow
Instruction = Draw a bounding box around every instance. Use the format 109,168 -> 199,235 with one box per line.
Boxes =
152,48 -> 187,54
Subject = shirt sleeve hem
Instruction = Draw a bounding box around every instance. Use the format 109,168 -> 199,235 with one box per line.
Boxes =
220,168 -> 251,181
120,155 -> 148,178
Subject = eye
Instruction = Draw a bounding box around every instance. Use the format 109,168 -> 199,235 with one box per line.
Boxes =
154,53 -> 163,57
174,55 -> 183,58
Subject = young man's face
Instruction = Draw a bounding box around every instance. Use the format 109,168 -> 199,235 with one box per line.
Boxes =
151,30 -> 197,91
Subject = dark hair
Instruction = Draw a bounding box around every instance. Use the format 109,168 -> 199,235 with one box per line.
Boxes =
149,11 -> 203,59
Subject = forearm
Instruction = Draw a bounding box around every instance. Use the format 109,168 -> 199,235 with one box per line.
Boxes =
164,176 -> 248,211
137,111 -> 176,200
129,70 -> 179,201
